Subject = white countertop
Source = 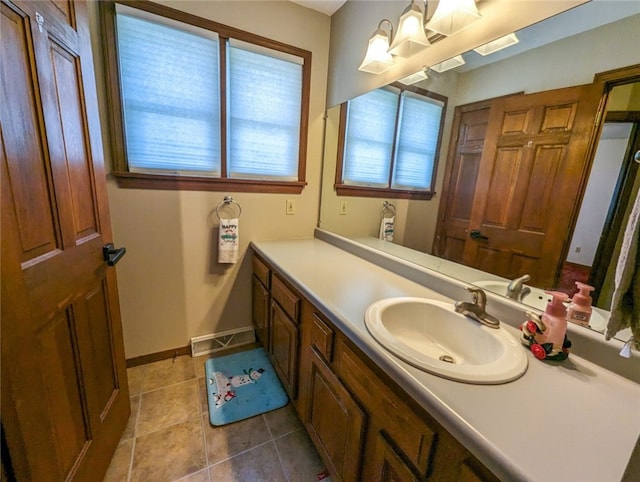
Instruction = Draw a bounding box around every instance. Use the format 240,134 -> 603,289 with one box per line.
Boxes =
251,237 -> 640,482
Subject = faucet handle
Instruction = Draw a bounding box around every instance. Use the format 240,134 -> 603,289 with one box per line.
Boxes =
464,286 -> 487,307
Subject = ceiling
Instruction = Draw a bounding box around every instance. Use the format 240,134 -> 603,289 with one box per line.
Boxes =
290,0 -> 347,16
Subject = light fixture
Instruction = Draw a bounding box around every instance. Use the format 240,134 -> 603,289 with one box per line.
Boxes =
388,2 -> 431,58
358,19 -> 395,74
426,0 -> 481,36
473,33 -> 519,56
398,68 -> 429,85
430,55 -> 465,73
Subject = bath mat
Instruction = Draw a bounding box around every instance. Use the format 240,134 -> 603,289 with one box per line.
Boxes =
205,347 -> 288,426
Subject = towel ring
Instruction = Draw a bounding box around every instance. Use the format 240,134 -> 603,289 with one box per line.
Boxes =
382,201 -> 396,217
215,196 -> 242,219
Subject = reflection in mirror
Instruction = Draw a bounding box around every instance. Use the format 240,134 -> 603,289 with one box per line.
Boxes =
319,3 -> 640,342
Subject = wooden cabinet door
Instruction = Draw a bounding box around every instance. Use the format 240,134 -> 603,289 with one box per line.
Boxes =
1,1 -> 129,481
252,275 -> 270,347
304,348 -> 366,482
462,83 -> 602,287
270,301 -> 298,398
370,433 -> 421,482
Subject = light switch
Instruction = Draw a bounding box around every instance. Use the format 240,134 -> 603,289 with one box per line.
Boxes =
286,199 -> 295,215
339,201 -> 348,215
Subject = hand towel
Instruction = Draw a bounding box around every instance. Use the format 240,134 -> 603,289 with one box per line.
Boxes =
605,190 -> 640,351
218,218 -> 239,264
379,216 -> 395,242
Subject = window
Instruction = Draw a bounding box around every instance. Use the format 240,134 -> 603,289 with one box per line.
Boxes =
100,1 -> 311,193
335,84 -> 447,200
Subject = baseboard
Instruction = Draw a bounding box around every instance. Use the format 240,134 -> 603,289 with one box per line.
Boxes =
126,344 -> 191,368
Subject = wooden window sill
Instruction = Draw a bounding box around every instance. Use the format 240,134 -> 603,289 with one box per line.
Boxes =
110,171 -> 306,194
335,184 -> 435,200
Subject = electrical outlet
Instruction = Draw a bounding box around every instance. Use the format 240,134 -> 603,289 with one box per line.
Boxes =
339,201 -> 348,215
286,199 -> 295,215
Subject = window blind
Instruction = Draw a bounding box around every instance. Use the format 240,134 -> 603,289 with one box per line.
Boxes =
343,88 -> 398,187
115,11 -> 221,174
227,39 -> 303,180
392,92 -> 444,189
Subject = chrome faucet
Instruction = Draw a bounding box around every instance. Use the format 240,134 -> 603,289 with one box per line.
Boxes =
454,286 -> 500,329
506,274 -> 531,301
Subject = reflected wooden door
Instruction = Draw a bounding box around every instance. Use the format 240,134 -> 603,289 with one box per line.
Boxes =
462,83 -> 602,287
435,102 -> 492,263
1,1 -> 129,480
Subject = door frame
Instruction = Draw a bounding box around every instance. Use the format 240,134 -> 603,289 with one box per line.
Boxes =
585,65 -> 640,303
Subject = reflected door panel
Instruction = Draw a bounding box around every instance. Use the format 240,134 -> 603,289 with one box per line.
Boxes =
463,83 -> 602,287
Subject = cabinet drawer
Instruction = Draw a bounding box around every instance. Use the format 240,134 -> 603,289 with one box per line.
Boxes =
252,255 -> 270,288
335,339 -> 437,477
272,274 -> 300,322
310,312 -> 334,362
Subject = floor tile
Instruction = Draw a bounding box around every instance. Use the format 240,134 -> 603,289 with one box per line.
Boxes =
203,414 -> 271,465
208,442 -> 286,481
275,428 -> 326,482
197,377 -> 208,415
142,355 -> 196,392
127,364 -> 146,396
178,468 -> 210,482
121,395 -> 140,441
192,355 -> 210,379
103,438 -> 133,482
263,403 -> 303,439
137,379 -> 200,436
130,417 -> 206,482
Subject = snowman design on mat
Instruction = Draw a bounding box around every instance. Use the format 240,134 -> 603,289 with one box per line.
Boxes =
209,367 -> 265,408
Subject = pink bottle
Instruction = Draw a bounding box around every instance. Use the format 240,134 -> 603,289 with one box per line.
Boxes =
535,291 -> 569,353
567,282 -> 594,327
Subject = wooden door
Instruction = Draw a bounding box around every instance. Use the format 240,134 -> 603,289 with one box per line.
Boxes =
370,433 -> 420,482
270,301 -> 299,399
304,348 -> 366,482
462,83 -> 602,287
1,1 -> 129,481
435,102 -> 492,262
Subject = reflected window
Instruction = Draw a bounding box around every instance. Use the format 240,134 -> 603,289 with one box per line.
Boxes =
336,84 -> 447,200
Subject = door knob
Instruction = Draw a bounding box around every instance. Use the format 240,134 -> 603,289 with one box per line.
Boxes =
103,243 -> 126,266
469,230 -> 489,241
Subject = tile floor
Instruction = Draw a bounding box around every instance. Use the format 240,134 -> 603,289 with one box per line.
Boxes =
104,350 -> 327,481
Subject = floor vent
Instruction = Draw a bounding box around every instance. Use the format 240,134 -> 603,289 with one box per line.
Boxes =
190,327 -> 256,357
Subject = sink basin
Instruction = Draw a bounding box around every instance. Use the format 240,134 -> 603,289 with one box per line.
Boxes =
473,280 -> 551,310
365,298 -> 528,384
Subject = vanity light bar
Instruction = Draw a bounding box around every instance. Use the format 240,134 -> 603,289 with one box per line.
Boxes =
473,33 -> 519,56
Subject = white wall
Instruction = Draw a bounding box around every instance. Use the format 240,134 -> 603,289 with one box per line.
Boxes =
456,14 -> 640,103
88,1 -> 330,358
567,124 -> 632,265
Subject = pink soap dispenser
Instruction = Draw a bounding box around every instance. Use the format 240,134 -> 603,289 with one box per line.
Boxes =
567,282 -> 594,327
520,291 -> 572,361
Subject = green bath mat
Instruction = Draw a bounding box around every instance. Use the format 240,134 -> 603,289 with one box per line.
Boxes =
205,348 -> 288,426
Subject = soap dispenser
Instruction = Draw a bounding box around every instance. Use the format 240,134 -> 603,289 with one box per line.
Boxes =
520,291 -> 572,361
567,282 -> 594,327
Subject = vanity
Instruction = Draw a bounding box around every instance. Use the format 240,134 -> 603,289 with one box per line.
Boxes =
251,233 -> 640,482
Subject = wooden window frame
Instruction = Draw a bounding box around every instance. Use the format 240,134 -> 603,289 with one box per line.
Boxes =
99,0 -> 311,193
334,82 -> 447,200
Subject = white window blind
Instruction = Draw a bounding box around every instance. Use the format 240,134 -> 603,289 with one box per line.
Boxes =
343,88 -> 398,187
227,40 -> 303,180
116,10 -> 221,174
393,91 -> 444,190
342,86 -> 444,191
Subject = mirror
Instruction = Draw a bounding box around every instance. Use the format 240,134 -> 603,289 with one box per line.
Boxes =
319,2 -> 640,341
